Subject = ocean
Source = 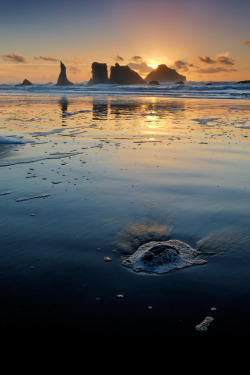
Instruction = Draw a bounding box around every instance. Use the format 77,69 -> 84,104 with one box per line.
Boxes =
1,80 -> 250,99
0,82 -> 250,338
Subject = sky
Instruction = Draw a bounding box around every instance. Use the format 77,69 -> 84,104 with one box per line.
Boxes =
0,0 -> 250,83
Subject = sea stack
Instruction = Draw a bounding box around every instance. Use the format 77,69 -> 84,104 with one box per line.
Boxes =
88,62 -> 109,84
56,61 -> 73,86
109,63 -> 146,85
145,64 -> 186,83
18,79 -> 32,86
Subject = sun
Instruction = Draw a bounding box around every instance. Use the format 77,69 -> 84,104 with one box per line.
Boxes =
149,64 -> 158,69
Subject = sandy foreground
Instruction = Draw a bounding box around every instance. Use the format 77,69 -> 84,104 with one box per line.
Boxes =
0,94 -> 250,338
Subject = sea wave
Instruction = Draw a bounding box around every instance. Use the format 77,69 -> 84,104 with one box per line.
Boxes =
0,81 -> 250,99
0,136 -> 26,144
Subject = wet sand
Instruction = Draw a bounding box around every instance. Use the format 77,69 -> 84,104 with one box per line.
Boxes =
1,94 -> 250,338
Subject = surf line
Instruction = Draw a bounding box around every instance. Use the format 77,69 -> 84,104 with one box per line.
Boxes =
0,152 -> 82,167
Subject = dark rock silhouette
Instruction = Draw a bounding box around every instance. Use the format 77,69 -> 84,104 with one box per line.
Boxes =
237,80 -> 250,84
149,80 -> 160,85
88,62 -> 109,84
56,61 -> 73,86
145,64 -> 186,83
109,63 -> 146,85
17,79 -> 32,86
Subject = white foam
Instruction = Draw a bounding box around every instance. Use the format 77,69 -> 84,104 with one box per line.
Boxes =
0,152 -> 82,167
122,239 -> 207,274
16,193 -> 50,202
0,136 -> 26,144
195,316 -> 214,332
0,191 -> 11,196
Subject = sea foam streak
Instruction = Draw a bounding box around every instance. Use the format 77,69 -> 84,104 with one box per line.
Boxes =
0,136 -> 26,144
16,194 -> 50,202
0,152 -> 82,167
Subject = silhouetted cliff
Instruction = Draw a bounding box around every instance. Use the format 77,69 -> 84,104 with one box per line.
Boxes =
109,63 -> 146,85
56,61 -> 73,86
88,62 -> 109,84
88,62 -> 146,85
145,64 -> 186,83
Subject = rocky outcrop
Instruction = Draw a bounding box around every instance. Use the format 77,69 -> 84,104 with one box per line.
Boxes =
149,80 -> 160,85
88,62 -> 109,84
237,80 -> 250,84
109,63 -> 146,85
56,61 -> 73,86
17,79 -> 32,86
145,64 -> 186,83
87,62 -> 146,85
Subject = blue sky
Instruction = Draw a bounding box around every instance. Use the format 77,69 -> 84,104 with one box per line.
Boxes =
1,0 -> 250,82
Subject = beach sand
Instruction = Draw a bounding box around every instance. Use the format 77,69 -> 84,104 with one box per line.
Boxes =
1,94 -> 250,338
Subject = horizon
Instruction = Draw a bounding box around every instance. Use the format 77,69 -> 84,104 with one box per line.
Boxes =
1,0 -> 250,84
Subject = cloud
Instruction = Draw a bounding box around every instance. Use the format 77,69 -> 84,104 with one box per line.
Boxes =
173,60 -> 193,72
111,55 -> 124,62
68,66 -> 81,74
131,56 -> 142,61
244,41 -> 250,46
196,67 -> 237,74
0,53 -> 27,63
216,55 -> 234,65
128,61 -> 152,74
65,57 -> 85,64
197,54 -> 234,66
34,56 -> 58,62
197,56 -> 216,64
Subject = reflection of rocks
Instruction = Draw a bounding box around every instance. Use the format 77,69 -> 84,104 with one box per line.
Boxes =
59,97 -> 69,126
88,62 -> 109,85
59,97 -> 68,113
56,61 -> 73,86
92,99 -> 108,120
91,98 -> 185,119
145,64 -> 186,83
17,79 -> 32,86
109,63 -> 146,85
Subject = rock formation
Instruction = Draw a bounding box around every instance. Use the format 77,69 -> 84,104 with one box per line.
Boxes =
56,61 -> 73,86
145,64 -> 186,83
88,62 -> 109,84
149,80 -> 160,85
237,80 -> 250,84
109,63 -> 146,85
17,79 -> 32,86
87,62 -> 146,85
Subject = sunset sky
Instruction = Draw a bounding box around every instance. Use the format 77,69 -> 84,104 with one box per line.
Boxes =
1,0 -> 250,83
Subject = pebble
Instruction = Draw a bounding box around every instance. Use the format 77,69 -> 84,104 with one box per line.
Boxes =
116,294 -> 124,299
104,257 -> 112,262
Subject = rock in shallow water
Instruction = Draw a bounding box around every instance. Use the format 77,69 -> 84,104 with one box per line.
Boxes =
122,240 -> 207,274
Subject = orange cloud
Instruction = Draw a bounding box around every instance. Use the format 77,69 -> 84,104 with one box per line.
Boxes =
196,67 -> 237,74
128,61 -> 152,74
111,55 -> 124,61
197,54 -> 234,66
34,56 -> 58,62
0,53 -> 27,63
244,41 -> 250,46
197,56 -> 216,64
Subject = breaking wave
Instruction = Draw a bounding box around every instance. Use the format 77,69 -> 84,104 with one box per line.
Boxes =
1,81 -> 250,99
